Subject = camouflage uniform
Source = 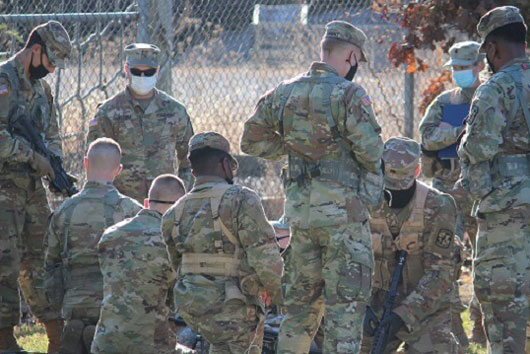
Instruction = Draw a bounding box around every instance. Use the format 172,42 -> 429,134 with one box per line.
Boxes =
44,180 -> 142,353
361,137 -> 459,353
91,208 -> 176,354
162,132 -> 284,354
419,41 -> 485,346
458,6 -> 530,353
86,43 -> 194,202
241,21 -> 384,353
0,21 -> 71,333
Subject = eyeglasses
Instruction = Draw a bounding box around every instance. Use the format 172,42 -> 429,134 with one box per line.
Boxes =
130,67 -> 157,77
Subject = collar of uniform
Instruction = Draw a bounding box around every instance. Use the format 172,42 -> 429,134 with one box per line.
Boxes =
125,86 -> 160,114
192,175 -> 228,189
14,55 -> 33,91
309,61 -> 340,77
460,85 -> 478,101
499,56 -> 530,71
137,208 -> 162,220
84,179 -> 115,189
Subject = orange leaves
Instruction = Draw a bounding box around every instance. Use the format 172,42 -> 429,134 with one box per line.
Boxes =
419,70 -> 452,116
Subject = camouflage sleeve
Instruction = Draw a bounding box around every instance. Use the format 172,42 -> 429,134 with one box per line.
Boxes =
161,205 -> 182,272
119,198 -> 143,218
42,81 -> 62,157
0,77 -> 33,162
176,108 -> 194,189
86,104 -> 114,150
343,86 -> 384,172
43,209 -> 65,291
459,82 -> 504,164
240,88 -> 287,161
419,95 -> 462,151
235,189 -> 283,304
393,193 -> 456,331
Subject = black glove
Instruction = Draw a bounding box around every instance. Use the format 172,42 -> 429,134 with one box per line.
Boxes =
380,312 -> 405,343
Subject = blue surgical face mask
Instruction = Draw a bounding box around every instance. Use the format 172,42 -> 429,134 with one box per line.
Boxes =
452,68 -> 476,88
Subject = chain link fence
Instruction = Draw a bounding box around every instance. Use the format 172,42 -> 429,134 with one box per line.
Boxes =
0,0 -> 452,218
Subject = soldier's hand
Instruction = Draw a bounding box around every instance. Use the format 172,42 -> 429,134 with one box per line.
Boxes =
29,151 -> 56,179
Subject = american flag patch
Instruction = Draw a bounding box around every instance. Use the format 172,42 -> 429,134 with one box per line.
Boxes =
361,95 -> 371,106
0,84 -> 8,96
89,118 -> 98,127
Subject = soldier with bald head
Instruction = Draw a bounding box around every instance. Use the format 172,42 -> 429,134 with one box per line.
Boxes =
361,137 -> 459,353
91,174 -> 184,354
44,138 -> 142,353
0,20 -> 72,352
86,42 -> 194,201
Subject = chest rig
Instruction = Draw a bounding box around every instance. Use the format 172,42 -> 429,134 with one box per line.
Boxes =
370,181 -> 429,293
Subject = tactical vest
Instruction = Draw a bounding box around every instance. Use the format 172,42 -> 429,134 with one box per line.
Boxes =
370,181 -> 429,294
171,183 -> 262,302
490,64 -> 530,183
277,75 -> 361,190
60,191 -> 121,290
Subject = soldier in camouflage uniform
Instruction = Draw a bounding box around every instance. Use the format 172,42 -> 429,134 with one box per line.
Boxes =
361,137 -> 460,353
162,132 -> 284,353
457,6 -> 530,353
0,21 -> 71,352
44,138 -> 142,353
241,21 -> 384,353
419,41 -> 487,346
92,174 -> 184,354
86,43 -> 194,202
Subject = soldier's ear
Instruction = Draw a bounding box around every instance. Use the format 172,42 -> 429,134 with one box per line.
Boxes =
414,164 -> 421,179
144,198 -> 149,209
83,156 -> 89,171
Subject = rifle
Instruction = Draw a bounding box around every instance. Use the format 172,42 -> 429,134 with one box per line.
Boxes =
364,250 -> 408,354
10,113 -> 78,196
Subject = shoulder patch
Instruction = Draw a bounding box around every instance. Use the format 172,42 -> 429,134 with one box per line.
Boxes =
0,84 -> 9,96
89,117 -> 98,127
361,95 -> 371,106
435,229 -> 453,249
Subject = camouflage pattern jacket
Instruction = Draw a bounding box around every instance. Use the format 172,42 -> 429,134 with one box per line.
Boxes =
0,56 -> 61,183
44,180 -> 142,320
419,86 -> 477,185
370,181 -> 457,333
162,176 -> 283,314
86,87 -> 194,201
458,57 -> 530,214
92,208 -> 176,353
241,62 -> 384,230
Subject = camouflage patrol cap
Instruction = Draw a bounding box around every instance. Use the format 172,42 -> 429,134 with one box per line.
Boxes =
477,6 -> 525,48
124,43 -> 160,68
189,131 -> 238,170
383,137 -> 420,190
34,21 -> 72,69
323,21 -> 367,62
444,41 -> 485,67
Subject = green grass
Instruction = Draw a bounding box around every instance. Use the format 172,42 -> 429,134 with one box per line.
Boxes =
15,323 -> 47,352
461,310 -> 487,354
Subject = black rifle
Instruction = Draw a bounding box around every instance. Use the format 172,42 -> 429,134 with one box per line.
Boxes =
10,114 -> 78,196
364,250 -> 408,354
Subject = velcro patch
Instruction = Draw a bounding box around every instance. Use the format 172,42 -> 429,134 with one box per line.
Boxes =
0,84 -> 9,96
89,118 -> 98,127
435,229 -> 453,249
361,95 -> 371,106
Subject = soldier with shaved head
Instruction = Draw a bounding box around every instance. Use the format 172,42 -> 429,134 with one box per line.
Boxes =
44,138 -> 142,353
92,174 -> 184,354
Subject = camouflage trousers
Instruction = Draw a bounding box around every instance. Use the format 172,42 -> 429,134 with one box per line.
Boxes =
360,302 -> 459,354
473,206 -> 530,354
0,171 -> 59,328
180,300 -> 264,353
61,307 -> 99,354
278,223 -> 372,354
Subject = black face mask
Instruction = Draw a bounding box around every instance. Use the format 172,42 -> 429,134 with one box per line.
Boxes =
384,181 -> 417,209
486,54 -> 496,74
345,62 -> 358,81
29,50 -> 50,80
225,178 -> 234,185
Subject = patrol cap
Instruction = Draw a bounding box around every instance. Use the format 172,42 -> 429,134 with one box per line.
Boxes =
323,20 -> 367,62
383,137 -> 420,190
477,6 -> 526,49
124,43 -> 160,68
189,131 -> 238,170
444,41 -> 485,67
34,21 -> 72,69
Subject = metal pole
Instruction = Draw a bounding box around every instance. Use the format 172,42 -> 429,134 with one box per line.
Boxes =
404,69 -> 414,138
0,12 -> 138,23
136,0 -> 150,42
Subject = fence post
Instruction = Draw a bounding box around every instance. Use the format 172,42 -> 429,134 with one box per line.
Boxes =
136,0 -> 149,42
404,68 -> 414,138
